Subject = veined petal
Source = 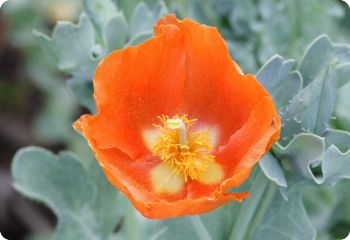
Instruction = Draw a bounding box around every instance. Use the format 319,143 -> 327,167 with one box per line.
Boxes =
75,20 -> 186,160
216,97 -> 281,192
170,18 -> 271,147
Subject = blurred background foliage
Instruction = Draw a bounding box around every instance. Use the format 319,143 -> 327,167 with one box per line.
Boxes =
0,0 -> 350,240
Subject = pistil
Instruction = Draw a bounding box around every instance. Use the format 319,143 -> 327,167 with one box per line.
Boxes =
166,118 -> 188,145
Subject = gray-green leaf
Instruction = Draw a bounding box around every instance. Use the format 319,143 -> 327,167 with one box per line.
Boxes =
335,82 -> 350,132
34,14 -> 98,80
335,63 -> 350,88
67,78 -> 96,113
255,55 -> 302,111
12,147 -> 121,240
83,0 -> 119,40
83,0 -> 129,53
275,133 -> 350,186
129,1 -> 167,40
281,55 -> 338,142
299,35 -> 350,87
254,186 -> 316,240
324,129 -> 350,152
278,35 -> 350,143
319,146 -> 350,186
104,14 -> 128,52
274,134 -> 325,182
259,152 -> 288,188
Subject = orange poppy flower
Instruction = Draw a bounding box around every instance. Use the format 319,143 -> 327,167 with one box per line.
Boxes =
74,14 -> 281,219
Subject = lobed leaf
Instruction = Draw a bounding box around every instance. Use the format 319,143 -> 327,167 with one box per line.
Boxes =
83,0 -> 119,39
12,147 -> 121,240
256,55 -> 302,111
34,14 -> 98,80
279,35 -> 350,143
83,0 -> 128,53
281,62 -> 337,140
299,35 -> 350,87
320,146 -> 350,186
274,134 -> 325,182
274,133 -> 350,186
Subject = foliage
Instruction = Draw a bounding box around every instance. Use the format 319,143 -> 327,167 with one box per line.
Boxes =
5,0 -> 350,239
12,147 -> 121,240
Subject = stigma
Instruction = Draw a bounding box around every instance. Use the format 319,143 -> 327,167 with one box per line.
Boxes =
152,114 -> 215,181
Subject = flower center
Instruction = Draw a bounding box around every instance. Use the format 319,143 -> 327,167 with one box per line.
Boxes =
152,114 -> 215,181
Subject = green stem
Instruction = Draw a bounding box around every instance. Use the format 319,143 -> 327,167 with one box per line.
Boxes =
190,215 -> 212,240
228,169 -> 270,240
246,181 -> 277,239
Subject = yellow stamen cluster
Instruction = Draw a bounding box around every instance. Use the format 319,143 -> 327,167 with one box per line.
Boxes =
152,114 -> 215,181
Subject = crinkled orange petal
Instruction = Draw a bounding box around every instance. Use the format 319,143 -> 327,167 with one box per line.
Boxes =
76,118 -> 249,218
74,14 -> 281,219
217,97 -> 281,192
187,97 -> 280,198
156,16 -> 272,147
84,140 -> 249,219
76,21 -> 186,159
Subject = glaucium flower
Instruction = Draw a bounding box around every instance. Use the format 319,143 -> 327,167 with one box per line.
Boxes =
74,15 -> 281,219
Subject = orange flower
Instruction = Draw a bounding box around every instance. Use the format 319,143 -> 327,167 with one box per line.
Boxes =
74,15 -> 281,219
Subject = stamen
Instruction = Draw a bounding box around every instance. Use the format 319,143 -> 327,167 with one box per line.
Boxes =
152,114 -> 215,182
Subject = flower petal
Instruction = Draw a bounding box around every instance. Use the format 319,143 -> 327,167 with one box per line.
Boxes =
185,97 -> 280,198
151,163 -> 186,194
78,130 -> 249,219
76,20 -> 186,159
197,160 -> 224,184
216,96 -> 281,192
140,191 -> 249,219
161,17 -> 273,147
143,128 -> 162,151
